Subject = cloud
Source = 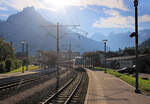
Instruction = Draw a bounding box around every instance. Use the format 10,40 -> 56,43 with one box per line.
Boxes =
1,0 -> 42,10
93,9 -> 150,29
79,0 -> 128,11
1,0 -> 51,11
0,0 -> 128,11
86,7 -> 100,14
93,10 -> 134,28
103,9 -> 120,16
139,15 -> 150,23
0,7 -> 8,11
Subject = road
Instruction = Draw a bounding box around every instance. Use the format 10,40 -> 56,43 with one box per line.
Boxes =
84,68 -> 150,104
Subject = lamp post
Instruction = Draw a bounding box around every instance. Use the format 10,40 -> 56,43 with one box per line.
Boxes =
134,0 -> 141,93
20,40 -> 25,73
91,55 -> 93,68
103,40 -> 107,73
130,0 -> 141,93
84,58 -> 86,68
26,43 -> 29,71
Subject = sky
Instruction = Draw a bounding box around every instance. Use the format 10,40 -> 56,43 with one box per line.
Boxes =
0,0 -> 150,38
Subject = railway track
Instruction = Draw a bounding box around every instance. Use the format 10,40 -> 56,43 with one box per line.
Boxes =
42,73 -> 83,104
0,69 -> 67,90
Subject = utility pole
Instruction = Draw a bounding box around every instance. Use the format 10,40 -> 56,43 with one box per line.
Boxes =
90,56 -> 92,67
56,23 -> 60,92
67,42 -> 71,69
91,56 -> 92,67
26,43 -> 29,71
91,55 -> 93,67
68,42 -> 72,60
74,28 -> 88,38
88,56 -> 91,68
56,23 -> 59,54
42,22 -> 79,92
42,22 -> 79,54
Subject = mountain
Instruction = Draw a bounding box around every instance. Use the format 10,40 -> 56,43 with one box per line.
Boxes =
139,37 -> 150,50
0,20 -> 3,23
0,7 -> 104,55
91,30 -> 150,50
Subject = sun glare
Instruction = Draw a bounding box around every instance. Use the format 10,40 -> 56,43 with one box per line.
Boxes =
48,0 -> 69,9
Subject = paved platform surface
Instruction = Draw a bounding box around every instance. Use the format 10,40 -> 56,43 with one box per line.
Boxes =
0,68 -> 57,79
84,68 -> 150,104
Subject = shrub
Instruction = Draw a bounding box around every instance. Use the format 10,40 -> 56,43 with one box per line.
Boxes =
5,59 -> 12,72
14,59 -> 22,69
0,58 -> 22,73
0,62 -> 5,73
4,58 -> 22,72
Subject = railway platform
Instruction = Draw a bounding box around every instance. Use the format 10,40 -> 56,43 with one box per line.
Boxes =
84,68 -> 150,104
0,68 -> 57,80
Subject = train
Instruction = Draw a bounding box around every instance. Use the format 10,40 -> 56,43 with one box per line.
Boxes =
73,57 -> 83,68
60,57 -> 83,69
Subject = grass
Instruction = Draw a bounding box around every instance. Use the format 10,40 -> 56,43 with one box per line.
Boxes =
95,67 -> 150,92
94,67 -> 105,71
6,65 -> 39,74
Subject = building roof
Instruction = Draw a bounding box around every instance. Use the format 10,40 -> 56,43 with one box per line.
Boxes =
106,54 -> 150,61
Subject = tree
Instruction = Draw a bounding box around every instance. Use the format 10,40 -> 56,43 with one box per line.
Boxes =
0,38 -> 22,73
5,59 -> 12,72
123,47 -> 135,55
141,47 -> 149,54
82,51 -> 100,66
0,38 -> 14,62
37,50 -> 57,68
0,62 -> 5,73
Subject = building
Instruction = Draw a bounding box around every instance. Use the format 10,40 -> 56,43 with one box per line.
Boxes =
106,54 -> 150,73
98,51 -> 105,65
106,55 -> 135,69
60,51 -> 80,60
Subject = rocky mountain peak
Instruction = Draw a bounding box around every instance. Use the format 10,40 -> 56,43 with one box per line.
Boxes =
7,6 -> 44,24
22,6 -> 35,13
